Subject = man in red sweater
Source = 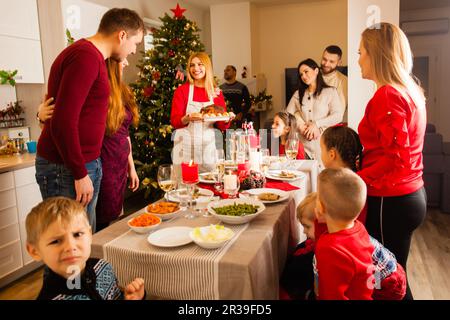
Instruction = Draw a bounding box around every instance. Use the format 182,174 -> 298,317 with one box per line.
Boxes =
313,168 -> 375,300
35,8 -> 144,231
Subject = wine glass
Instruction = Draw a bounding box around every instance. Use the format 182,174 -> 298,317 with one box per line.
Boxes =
285,139 -> 299,170
215,149 -> 225,182
260,148 -> 271,176
157,164 -> 176,199
176,183 -> 189,213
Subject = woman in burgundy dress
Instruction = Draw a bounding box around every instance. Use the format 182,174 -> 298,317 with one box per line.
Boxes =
95,59 -> 140,230
38,58 -> 140,231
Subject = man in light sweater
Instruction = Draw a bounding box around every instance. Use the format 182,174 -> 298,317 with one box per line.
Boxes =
321,46 -> 348,122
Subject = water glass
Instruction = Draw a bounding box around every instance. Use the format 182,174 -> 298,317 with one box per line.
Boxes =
223,173 -> 240,199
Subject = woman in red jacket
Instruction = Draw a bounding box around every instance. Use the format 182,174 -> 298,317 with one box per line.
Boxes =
357,22 -> 427,299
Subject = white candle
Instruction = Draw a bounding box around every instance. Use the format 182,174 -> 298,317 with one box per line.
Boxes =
224,173 -> 237,190
249,151 -> 261,171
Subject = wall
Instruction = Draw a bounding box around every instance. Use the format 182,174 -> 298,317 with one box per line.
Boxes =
347,0 -> 400,129
14,0 -> 209,141
256,0 -> 348,126
250,3 -> 260,76
210,2 -> 253,79
401,6 -> 450,141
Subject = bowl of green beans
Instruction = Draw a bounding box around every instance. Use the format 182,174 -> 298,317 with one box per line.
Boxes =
207,199 -> 266,225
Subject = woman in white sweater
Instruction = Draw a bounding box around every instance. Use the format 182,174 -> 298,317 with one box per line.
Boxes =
286,58 -> 343,162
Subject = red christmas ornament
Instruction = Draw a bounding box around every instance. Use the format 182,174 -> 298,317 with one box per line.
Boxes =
171,4 -> 186,19
171,38 -> 181,46
168,50 -> 175,57
144,140 -> 150,146
143,86 -> 154,97
152,71 -> 161,81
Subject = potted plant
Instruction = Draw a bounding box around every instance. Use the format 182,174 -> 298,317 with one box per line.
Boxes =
0,70 -> 18,86
250,89 -> 273,112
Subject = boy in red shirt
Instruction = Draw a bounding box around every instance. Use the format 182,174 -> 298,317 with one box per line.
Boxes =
281,190 -> 406,300
314,168 -> 374,300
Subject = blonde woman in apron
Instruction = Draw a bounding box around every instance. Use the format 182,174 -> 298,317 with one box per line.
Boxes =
171,52 -> 231,178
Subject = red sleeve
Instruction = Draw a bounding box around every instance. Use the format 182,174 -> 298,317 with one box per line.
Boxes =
50,50 -> 101,179
316,244 -> 355,300
314,220 -> 328,240
214,91 -> 231,131
170,84 -> 188,129
358,89 -> 412,189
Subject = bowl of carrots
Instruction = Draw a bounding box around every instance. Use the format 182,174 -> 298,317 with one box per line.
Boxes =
128,213 -> 162,234
146,201 -> 181,221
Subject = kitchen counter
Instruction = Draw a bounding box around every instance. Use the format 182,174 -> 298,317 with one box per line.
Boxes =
0,153 -> 36,173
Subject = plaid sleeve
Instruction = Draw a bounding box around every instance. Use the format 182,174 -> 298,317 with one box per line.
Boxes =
369,236 -> 398,289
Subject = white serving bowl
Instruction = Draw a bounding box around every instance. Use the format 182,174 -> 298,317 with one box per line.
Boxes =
189,225 -> 235,249
127,214 -> 162,234
145,203 -> 182,221
207,198 -> 265,225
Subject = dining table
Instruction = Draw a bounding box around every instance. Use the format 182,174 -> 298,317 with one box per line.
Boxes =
90,160 -> 319,300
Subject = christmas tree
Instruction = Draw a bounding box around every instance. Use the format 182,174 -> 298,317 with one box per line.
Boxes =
131,4 -> 205,199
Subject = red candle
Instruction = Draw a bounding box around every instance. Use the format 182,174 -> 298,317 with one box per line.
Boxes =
237,161 -> 250,174
181,161 -> 199,184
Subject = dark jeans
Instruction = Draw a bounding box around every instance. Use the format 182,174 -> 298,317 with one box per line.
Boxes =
35,156 -> 103,232
366,187 -> 427,300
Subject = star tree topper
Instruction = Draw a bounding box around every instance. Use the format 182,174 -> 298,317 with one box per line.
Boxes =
171,4 -> 187,19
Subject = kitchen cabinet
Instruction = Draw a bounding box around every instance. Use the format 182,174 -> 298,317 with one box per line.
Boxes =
0,166 -> 42,282
0,35 -> 44,84
0,0 -> 44,84
0,0 -> 40,40
14,166 -> 42,265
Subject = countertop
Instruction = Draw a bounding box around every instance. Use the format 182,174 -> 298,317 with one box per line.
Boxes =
0,153 -> 36,174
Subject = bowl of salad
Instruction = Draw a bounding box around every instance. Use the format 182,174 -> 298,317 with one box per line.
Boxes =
207,198 -> 265,225
190,225 -> 235,249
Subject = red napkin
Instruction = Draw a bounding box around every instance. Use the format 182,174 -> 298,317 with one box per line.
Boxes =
198,183 -> 230,199
265,179 -> 300,191
199,179 -> 299,199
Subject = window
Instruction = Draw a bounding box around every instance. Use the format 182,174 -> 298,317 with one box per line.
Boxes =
143,18 -> 163,52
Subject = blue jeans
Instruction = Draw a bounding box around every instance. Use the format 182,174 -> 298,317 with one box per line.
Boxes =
35,156 -> 103,232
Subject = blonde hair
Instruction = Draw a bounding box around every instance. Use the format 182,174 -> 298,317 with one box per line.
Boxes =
296,192 -> 317,222
26,197 -> 89,245
362,22 -> 425,109
105,59 -> 140,136
186,52 -> 217,100
318,168 -> 367,222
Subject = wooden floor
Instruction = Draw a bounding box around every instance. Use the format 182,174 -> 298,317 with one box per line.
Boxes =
1,208 -> 449,300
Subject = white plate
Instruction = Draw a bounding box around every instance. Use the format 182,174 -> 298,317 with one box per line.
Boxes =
147,226 -> 194,248
240,188 -> 290,204
203,116 -> 230,122
199,172 -> 216,184
166,188 -> 214,202
207,198 -> 265,225
266,170 -> 306,182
